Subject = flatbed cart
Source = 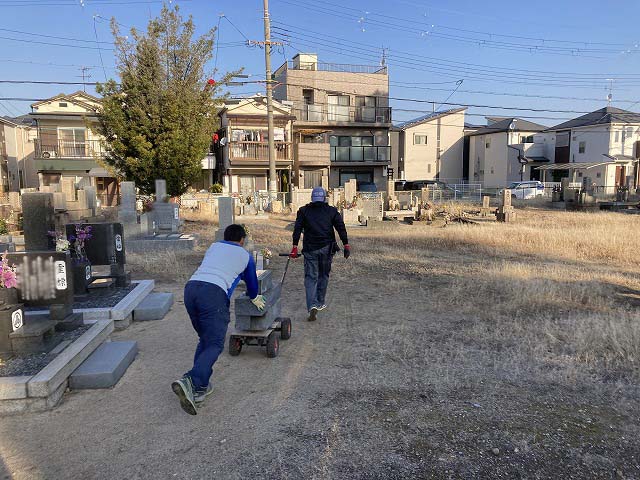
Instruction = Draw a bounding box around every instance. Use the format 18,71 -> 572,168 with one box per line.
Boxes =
228,253 -> 299,358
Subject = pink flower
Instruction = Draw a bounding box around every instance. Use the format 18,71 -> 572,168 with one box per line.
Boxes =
2,269 -> 17,289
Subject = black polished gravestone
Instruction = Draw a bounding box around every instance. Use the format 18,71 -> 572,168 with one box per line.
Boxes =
65,223 -> 130,287
7,251 -> 75,320
22,192 -> 55,251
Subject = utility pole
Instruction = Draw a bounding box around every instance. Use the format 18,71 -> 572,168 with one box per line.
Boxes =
263,0 -> 277,198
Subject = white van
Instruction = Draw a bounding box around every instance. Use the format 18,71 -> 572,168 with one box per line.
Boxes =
503,181 -> 545,199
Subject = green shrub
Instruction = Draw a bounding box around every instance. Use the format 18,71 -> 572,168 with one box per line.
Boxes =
209,183 -> 223,194
0,218 -> 8,235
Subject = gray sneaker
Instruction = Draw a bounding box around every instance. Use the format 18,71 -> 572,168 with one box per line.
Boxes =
171,376 -> 197,415
308,307 -> 318,322
194,383 -> 214,405
317,304 -> 327,311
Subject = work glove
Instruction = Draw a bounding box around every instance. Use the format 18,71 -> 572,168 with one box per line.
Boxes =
290,246 -> 299,259
251,295 -> 266,312
344,244 -> 351,259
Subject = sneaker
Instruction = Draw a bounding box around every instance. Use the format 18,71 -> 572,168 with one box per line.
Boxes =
171,376 -> 197,416
194,383 -> 214,405
307,307 -> 318,322
317,304 -> 327,311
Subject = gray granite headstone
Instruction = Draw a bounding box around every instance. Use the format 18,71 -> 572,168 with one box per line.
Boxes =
61,177 -> 76,202
218,197 -> 235,230
120,182 -> 136,212
8,192 -> 21,211
83,186 -> 97,213
153,203 -> 180,233
22,193 -> 55,251
155,179 -> 167,203
52,192 -> 66,211
345,179 -> 357,202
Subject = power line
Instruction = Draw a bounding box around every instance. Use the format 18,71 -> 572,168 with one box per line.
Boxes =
273,23 -> 640,83
93,15 -> 108,81
0,27 -> 112,44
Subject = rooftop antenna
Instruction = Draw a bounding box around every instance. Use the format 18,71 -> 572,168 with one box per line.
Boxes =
78,66 -> 93,92
380,46 -> 388,67
606,78 -> 614,106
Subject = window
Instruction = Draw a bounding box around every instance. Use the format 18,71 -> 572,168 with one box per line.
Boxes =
615,131 -> 620,142
579,141 -> 586,154
627,127 -> 634,139
596,172 -> 602,178
413,134 -> 427,145
485,137 -> 491,149
58,128 -> 86,156
327,94 -> 350,121
58,102 -> 68,107
578,171 -> 583,177
520,135 -> 534,143
339,170 -> 373,186
427,164 -> 431,173
302,89 -> 314,105
330,135 -> 377,162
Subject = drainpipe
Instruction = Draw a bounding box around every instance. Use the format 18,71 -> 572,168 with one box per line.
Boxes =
507,144 -> 525,181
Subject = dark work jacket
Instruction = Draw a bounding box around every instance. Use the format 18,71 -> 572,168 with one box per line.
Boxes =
293,202 -> 349,252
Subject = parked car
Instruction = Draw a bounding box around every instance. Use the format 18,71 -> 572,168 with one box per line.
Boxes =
502,181 -> 545,199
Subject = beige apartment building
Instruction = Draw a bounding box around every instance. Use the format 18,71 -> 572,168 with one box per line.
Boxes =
393,108 -> 466,182
274,53 -> 392,190
217,95 -> 295,194
0,116 -> 37,191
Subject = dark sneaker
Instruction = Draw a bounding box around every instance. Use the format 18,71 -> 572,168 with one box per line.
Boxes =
171,376 -> 197,415
308,307 -> 318,322
194,383 -> 214,405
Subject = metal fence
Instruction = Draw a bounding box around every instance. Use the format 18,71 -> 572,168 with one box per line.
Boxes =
398,184 -> 483,202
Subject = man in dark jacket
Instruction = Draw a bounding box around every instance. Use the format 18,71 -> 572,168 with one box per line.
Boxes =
290,186 -> 350,321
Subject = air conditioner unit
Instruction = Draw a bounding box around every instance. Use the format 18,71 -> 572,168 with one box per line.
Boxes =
41,151 -> 57,158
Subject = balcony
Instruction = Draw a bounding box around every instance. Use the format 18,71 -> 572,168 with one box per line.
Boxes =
298,143 -> 331,166
228,141 -> 293,164
35,139 -> 105,159
294,104 -> 391,125
330,146 -> 391,164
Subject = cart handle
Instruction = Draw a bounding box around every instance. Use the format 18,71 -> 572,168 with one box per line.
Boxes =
279,253 -> 301,258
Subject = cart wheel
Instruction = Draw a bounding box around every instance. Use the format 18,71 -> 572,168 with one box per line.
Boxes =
279,317 -> 292,340
266,332 -> 279,358
229,336 -> 243,356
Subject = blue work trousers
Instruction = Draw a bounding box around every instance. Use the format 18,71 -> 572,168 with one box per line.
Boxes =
303,244 -> 333,312
183,281 -> 230,391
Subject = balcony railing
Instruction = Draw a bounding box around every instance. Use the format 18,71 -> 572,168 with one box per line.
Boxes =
35,139 -> 105,159
229,142 -> 292,162
330,146 -> 391,163
287,61 -> 387,74
295,104 -> 391,124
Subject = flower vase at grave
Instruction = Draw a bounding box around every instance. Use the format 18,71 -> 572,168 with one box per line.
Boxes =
0,288 -> 18,307
71,260 -> 92,295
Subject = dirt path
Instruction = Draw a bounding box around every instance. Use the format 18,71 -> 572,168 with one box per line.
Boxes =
1,219 -> 639,479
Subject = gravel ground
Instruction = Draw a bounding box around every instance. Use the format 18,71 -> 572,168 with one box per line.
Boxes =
23,285 -> 135,312
0,325 -> 90,377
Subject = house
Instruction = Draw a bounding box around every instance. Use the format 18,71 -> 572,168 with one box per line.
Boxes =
468,117 -> 548,188
392,108 -> 466,183
273,53 -> 391,190
536,107 -> 640,191
30,91 -> 120,205
216,95 -> 295,195
0,115 -> 37,191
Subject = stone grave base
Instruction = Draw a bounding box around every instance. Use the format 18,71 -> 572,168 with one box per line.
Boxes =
133,292 -> 174,321
0,319 -> 113,415
69,340 -> 138,389
126,234 -> 197,253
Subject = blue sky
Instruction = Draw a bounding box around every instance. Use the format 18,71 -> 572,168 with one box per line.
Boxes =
1,0 -> 639,127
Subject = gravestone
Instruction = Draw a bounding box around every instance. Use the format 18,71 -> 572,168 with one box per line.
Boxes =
83,186 -> 97,214
345,179 -> 357,203
118,182 -> 138,237
421,187 -> 430,203
52,192 -> 66,211
61,178 -> 76,202
22,193 -> 55,251
0,303 -> 24,356
7,251 -> 75,321
480,195 -> 492,217
155,179 -> 168,203
215,197 -> 235,240
153,203 -> 180,233
496,189 -> 515,222
65,222 -> 129,287
8,192 -> 21,211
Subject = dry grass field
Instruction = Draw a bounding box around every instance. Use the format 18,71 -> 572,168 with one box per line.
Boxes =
123,207 -> 640,478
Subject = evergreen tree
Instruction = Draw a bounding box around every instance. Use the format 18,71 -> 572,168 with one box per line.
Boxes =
95,5 -> 234,196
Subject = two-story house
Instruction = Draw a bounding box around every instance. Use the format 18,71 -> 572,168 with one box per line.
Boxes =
273,53 -> 391,190
392,108 -> 466,183
30,91 -> 120,205
217,94 -> 294,195
536,107 -> 640,190
0,115 -> 37,191
468,117 -> 548,188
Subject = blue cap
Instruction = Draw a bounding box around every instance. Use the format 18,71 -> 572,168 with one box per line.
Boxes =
311,187 -> 326,203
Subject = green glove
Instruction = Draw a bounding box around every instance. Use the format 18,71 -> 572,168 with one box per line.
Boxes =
251,295 -> 266,311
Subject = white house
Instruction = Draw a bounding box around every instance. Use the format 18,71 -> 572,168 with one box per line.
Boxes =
467,118 -> 548,188
536,107 -> 640,191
